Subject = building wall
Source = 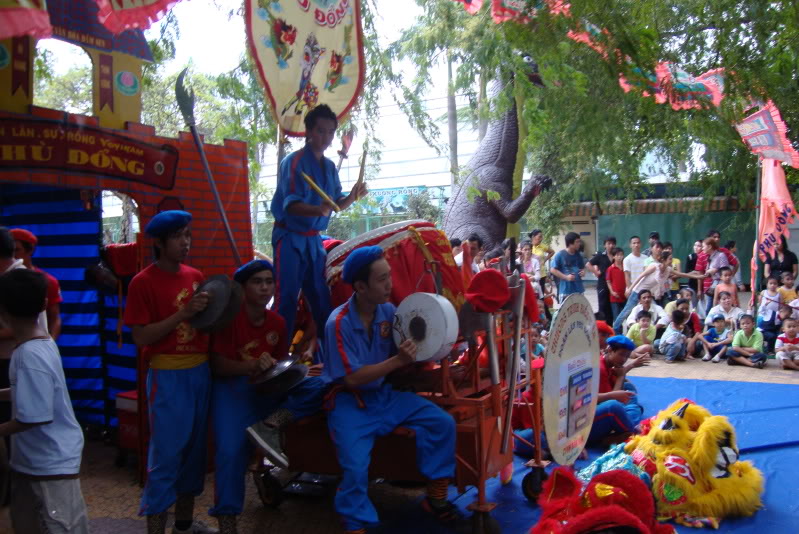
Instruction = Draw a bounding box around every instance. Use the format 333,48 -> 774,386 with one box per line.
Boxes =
0,106 -> 253,275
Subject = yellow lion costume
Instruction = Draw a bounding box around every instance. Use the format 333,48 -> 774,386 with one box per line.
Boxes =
624,400 -> 764,527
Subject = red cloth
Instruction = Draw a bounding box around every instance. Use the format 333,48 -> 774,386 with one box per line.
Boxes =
95,0 -> 180,34
598,354 -> 615,394
719,247 -> 738,266
104,243 -> 139,276
466,269 -> 509,313
520,273 -> 539,322
123,263 -> 208,357
607,264 -> 626,303
596,320 -> 614,336
689,312 -> 702,336
322,239 -> 343,252
35,267 -> 63,307
211,303 -> 288,362
9,228 -> 37,246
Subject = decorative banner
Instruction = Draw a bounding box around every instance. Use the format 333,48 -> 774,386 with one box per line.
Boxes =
95,0 -> 180,34
246,0 -> 366,137
754,159 -> 797,261
542,293 -> 599,466
453,0 -> 483,15
10,35 -> 31,97
736,102 -> 799,168
98,53 -> 114,112
0,118 -> 179,189
0,0 -> 52,40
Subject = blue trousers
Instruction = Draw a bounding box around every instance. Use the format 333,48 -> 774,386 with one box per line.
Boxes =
588,382 -> 642,444
273,232 -> 331,342
209,376 -> 327,516
613,291 -> 641,334
327,384 -> 456,530
140,362 -> 211,516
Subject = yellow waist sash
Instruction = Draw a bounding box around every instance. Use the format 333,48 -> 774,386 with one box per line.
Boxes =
150,353 -> 208,370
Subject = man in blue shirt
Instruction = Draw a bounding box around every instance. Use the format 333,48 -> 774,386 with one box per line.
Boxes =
322,246 -> 458,534
550,231 -> 599,302
271,104 -> 367,342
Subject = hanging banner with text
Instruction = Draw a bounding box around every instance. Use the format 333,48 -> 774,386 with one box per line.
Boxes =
245,0 -> 365,137
0,118 -> 178,189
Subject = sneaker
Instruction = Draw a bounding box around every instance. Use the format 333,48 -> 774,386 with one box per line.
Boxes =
702,353 -> 712,361
711,354 -> 721,363
755,360 -> 766,369
172,520 -> 219,534
246,421 -> 289,469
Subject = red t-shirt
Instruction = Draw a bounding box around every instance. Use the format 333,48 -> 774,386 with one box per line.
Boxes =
211,303 -> 288,362
598,354 -> 615,394
123,263 -> 208,356
35,267 -> 63,308
607,264 -> 626,303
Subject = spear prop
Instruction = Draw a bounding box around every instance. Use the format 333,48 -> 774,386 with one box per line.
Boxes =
176,68 -> 241,265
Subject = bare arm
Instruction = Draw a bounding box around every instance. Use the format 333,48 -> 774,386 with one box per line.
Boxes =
550,267 -> 569,281
343,340 -> 416,389
337,182 -> 367,211
46,303 -> 62,340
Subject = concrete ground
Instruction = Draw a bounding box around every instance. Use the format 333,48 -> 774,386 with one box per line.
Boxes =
2,289 -> 796,533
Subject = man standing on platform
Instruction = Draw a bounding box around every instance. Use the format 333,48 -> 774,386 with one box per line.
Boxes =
10,229 -> 63,340
123,211 -> 216,534
271,104 -> 367,343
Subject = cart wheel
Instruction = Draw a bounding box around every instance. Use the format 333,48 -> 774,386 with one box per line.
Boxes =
471,511 -> 501,534
253,471 -> 283,508
522,467 -> 548,503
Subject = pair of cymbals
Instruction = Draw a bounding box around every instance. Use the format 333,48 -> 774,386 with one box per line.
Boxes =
188,275 -> 243,333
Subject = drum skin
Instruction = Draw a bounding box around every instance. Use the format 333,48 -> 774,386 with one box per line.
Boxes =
326,221 -> 465,312
393,293 -> 458,362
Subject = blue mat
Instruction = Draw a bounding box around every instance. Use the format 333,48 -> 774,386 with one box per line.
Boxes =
378,376 -> 799,533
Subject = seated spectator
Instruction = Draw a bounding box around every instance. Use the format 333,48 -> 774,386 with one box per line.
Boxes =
623,289 -> 666,332
521,325 -> 545,365
776,317 -> 799,371
760,304 -> 792,353
705,291 -> 744,331
757,276 -> 782,327
713,266 -> 739,307
656,309 -> 689,363
667,298 -> 704,358
702,313 -> 733,363
778,271 -> 797,305
627,310 -> 655,356
728,314 -> 768,369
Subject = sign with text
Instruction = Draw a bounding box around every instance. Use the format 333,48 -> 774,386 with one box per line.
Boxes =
0,118 -> 178,190
542,293 -> 600,465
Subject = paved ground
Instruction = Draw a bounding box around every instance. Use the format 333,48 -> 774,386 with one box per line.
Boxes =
2,288 -> 796,533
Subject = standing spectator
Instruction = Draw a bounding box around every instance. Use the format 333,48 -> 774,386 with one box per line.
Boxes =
685,240 -> 702,300
702,237 -> 729,313
607,247 -> 627,322
590,236 -> 616,321
663,242 -> 681,300
764,235 -> 798,284
449,238 -> 462,258
520,240 -> 540,281
455,233 -> 483,274
529,230 -> 555,293
10,229 -> 62,340
642,231 -> 660,257
550,232 -> 599,302
623,236 -> 646,293
0,269 -> 88,534
707,229 -> 740,276
613,251 -> 672,333
725,241 -> 746,292
713,267 -> 739,307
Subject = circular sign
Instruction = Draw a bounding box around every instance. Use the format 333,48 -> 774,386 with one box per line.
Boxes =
115,71 -> 140,96
0,44 -> 9,70
542,293 -> 600,465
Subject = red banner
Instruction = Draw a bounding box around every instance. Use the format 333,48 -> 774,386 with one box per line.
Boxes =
10,36 -> 31,98
95,0 -> 179,34
0,118 -> 178,190
98,53 -> 114,112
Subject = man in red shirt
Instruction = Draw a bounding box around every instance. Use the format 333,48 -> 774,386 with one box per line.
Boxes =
210,260 -> 325,533
123,210 -> 215,534
694,229 -> 739,294
10,228 -> 63,339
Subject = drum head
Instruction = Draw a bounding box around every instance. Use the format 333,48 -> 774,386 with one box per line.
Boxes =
251,359 -> 309,396
541,293 -> 600,466
393,293 -> 458,362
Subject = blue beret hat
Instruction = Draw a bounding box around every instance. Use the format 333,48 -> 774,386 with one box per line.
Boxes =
342,246 -> 384,284
234,260 -> 274,285
145,210 -> 192,238
607,335 -> 636,351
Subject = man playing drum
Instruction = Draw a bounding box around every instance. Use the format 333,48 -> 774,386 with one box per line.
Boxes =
321,246 -> 459,533
271,104 -> 367,345
123,210 -> 215,534
209,260 -> 326,534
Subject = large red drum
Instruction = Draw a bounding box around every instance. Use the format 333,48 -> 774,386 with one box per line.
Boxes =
326,220 -> 465,311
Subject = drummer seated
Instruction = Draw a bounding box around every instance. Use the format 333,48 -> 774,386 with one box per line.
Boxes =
321,246 -> 461,533
207,260 -> 326,531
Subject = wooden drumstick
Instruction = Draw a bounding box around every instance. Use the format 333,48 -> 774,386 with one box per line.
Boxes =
356,151 -> 367,188
301,171 -> 341,212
